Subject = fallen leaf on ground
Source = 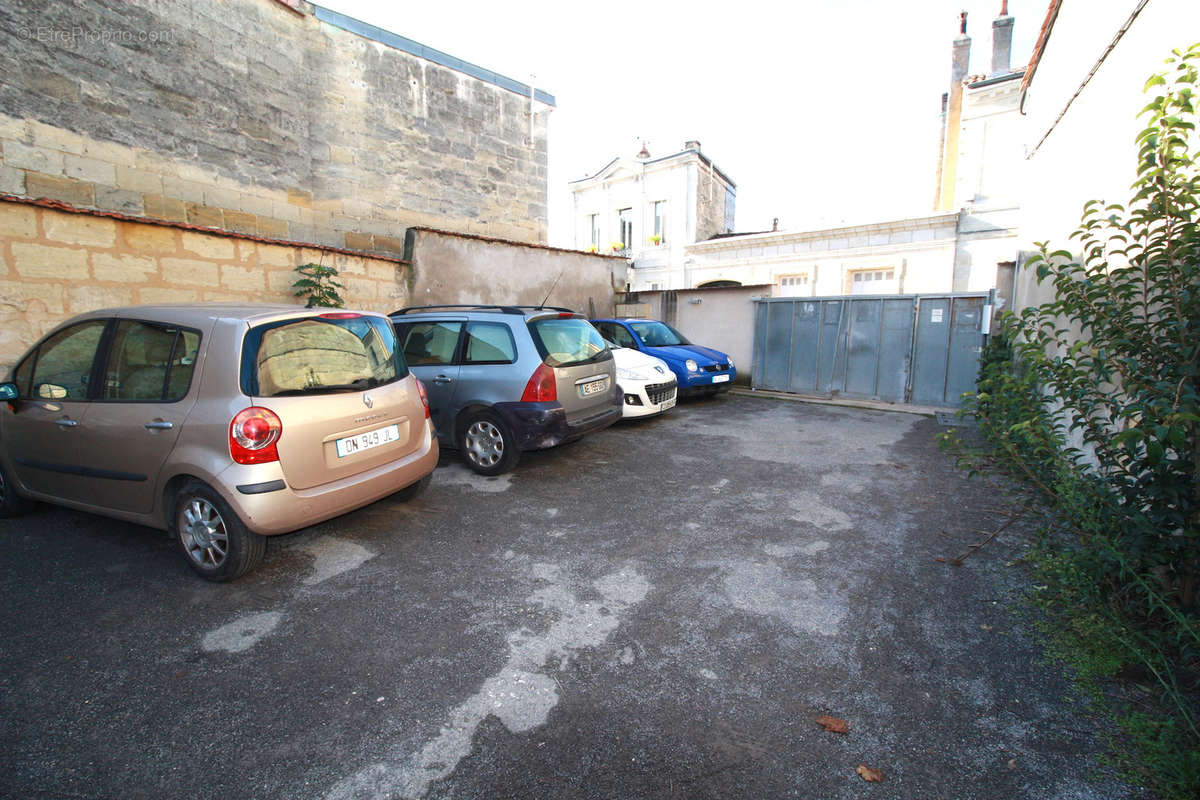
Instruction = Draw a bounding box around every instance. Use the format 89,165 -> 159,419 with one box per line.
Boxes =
816,715 -> 850,734
856,764 -> 884,782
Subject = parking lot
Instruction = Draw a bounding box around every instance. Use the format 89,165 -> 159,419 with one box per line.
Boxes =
0,394 -> 1129,799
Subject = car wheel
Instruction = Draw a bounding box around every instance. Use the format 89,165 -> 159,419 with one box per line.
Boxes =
458,410 -> 519,476
393,473 -> 431,502
172,480 -> 265,582
0,461 -> 33,518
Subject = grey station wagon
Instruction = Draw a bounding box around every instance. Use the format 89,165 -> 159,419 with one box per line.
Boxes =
390,305 -> 621,475
0,304 -> 438,581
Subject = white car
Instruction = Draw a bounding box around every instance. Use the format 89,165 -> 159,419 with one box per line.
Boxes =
610,344 -> 677,418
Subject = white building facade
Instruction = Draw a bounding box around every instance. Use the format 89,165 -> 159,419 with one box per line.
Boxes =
1015,0 -> 1200,311
571,6 -> 1025,301
569,141 -> 735,290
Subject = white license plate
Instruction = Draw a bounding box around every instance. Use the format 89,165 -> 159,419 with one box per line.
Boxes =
335,423 -> 400,458
580,378 -> 609,396
712,374 -> 730,383
660,397 -> 677,412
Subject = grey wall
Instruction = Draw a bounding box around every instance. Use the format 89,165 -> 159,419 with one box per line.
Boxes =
406,228 -> 628,315
635,285 -> 768,383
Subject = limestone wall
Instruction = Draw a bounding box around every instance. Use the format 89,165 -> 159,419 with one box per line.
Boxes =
0,0 -> 550,255
0,199 -> 409,373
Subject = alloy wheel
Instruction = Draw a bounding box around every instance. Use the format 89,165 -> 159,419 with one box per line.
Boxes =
179,497 -> 230,569
465,419 -> 504,468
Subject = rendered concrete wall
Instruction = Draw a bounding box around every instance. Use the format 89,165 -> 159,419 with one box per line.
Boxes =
0,200 -> 409,374
405,228 -> 628,316
634,285 -> 767,384
0,0 -> 549,255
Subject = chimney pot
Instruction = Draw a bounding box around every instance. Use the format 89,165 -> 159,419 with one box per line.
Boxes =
684,140 -> 701,152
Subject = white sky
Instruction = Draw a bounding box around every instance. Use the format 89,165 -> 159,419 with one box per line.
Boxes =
316,0 -> 1040,246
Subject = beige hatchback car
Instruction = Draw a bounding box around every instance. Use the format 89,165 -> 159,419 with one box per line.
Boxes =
0,304 -> 438,581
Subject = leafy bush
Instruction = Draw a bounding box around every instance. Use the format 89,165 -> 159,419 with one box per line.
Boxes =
949,43 -> 1200,798
292,262 -> 345,308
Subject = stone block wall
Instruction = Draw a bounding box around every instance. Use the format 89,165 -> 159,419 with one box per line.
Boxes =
695,164 -> 734,241
0,0 -> 550,256
0,199 -> 409,373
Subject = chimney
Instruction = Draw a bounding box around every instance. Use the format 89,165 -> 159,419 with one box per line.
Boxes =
684,140 -> 701,152
991,1 -> 1014,77
772,217 -> 779,232
936,12 -> 971,211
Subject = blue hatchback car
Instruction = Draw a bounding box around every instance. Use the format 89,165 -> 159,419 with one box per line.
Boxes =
591,318 -> 735,397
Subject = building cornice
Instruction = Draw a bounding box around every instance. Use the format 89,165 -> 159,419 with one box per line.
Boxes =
685,211 -> 961,254
569,147 -> 736,189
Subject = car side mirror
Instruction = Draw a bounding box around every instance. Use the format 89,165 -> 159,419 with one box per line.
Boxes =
0,383 -> 16,401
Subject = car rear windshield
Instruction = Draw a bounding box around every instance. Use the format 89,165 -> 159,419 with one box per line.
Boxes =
629,320 -> 691,347
242,315 -> 406,397
528,317 -> 609,367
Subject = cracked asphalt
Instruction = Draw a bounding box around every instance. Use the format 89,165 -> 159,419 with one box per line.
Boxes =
0,393 -> 1134,799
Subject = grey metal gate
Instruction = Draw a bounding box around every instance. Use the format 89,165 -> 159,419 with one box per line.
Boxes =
752,293 -> 990,407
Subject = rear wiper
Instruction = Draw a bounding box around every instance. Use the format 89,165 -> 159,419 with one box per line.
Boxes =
269,378 -> 377,396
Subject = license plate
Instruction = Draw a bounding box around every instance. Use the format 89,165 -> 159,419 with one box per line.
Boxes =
335,423 -> 400,458
660,397 -> 677,412
580,377 -> 609,396
712,374 -> 730,383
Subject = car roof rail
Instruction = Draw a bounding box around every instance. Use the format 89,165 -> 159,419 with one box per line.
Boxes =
390,304 -> 578,316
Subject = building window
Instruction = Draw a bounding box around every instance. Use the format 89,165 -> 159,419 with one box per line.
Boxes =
617,208 -> 633,251
850,269 -> 897,295
588,214 -> 600,251
778,274 -> 809,297
652,200 -> 667,245
723,189 -> 736,233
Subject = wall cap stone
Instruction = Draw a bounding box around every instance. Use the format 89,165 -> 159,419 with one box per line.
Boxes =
0,193 -> 409,265
411,226 -> 628,260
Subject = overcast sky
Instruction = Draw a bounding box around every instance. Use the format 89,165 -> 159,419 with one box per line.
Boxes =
316,0 -> 1040,246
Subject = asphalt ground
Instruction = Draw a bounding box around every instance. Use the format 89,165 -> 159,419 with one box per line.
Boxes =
0,394 -> 1133,799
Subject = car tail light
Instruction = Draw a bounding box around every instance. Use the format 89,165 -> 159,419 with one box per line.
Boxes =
521,362 -> 557,402
230,407 -> 282,464
414,377 -> 431,419
318,312 -> 362,319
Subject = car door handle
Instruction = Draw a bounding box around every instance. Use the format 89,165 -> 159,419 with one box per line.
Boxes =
54,418 -> 78,428
144,420 -> 174,430
433,375 -> 453,384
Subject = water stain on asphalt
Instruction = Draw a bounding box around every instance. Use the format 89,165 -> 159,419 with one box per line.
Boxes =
723,561 -> 846,636
324,563 -> 651,800
764,540 -> 830,558
433,464 -> 514,493
201,610 -> 283,654
301,537 -> 376,586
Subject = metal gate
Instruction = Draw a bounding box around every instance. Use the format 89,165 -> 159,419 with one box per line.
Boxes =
752,293 -> 991,407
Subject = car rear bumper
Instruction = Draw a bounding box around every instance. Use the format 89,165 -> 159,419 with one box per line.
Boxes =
220,419 -> 439,535
494,393 -> 622,451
